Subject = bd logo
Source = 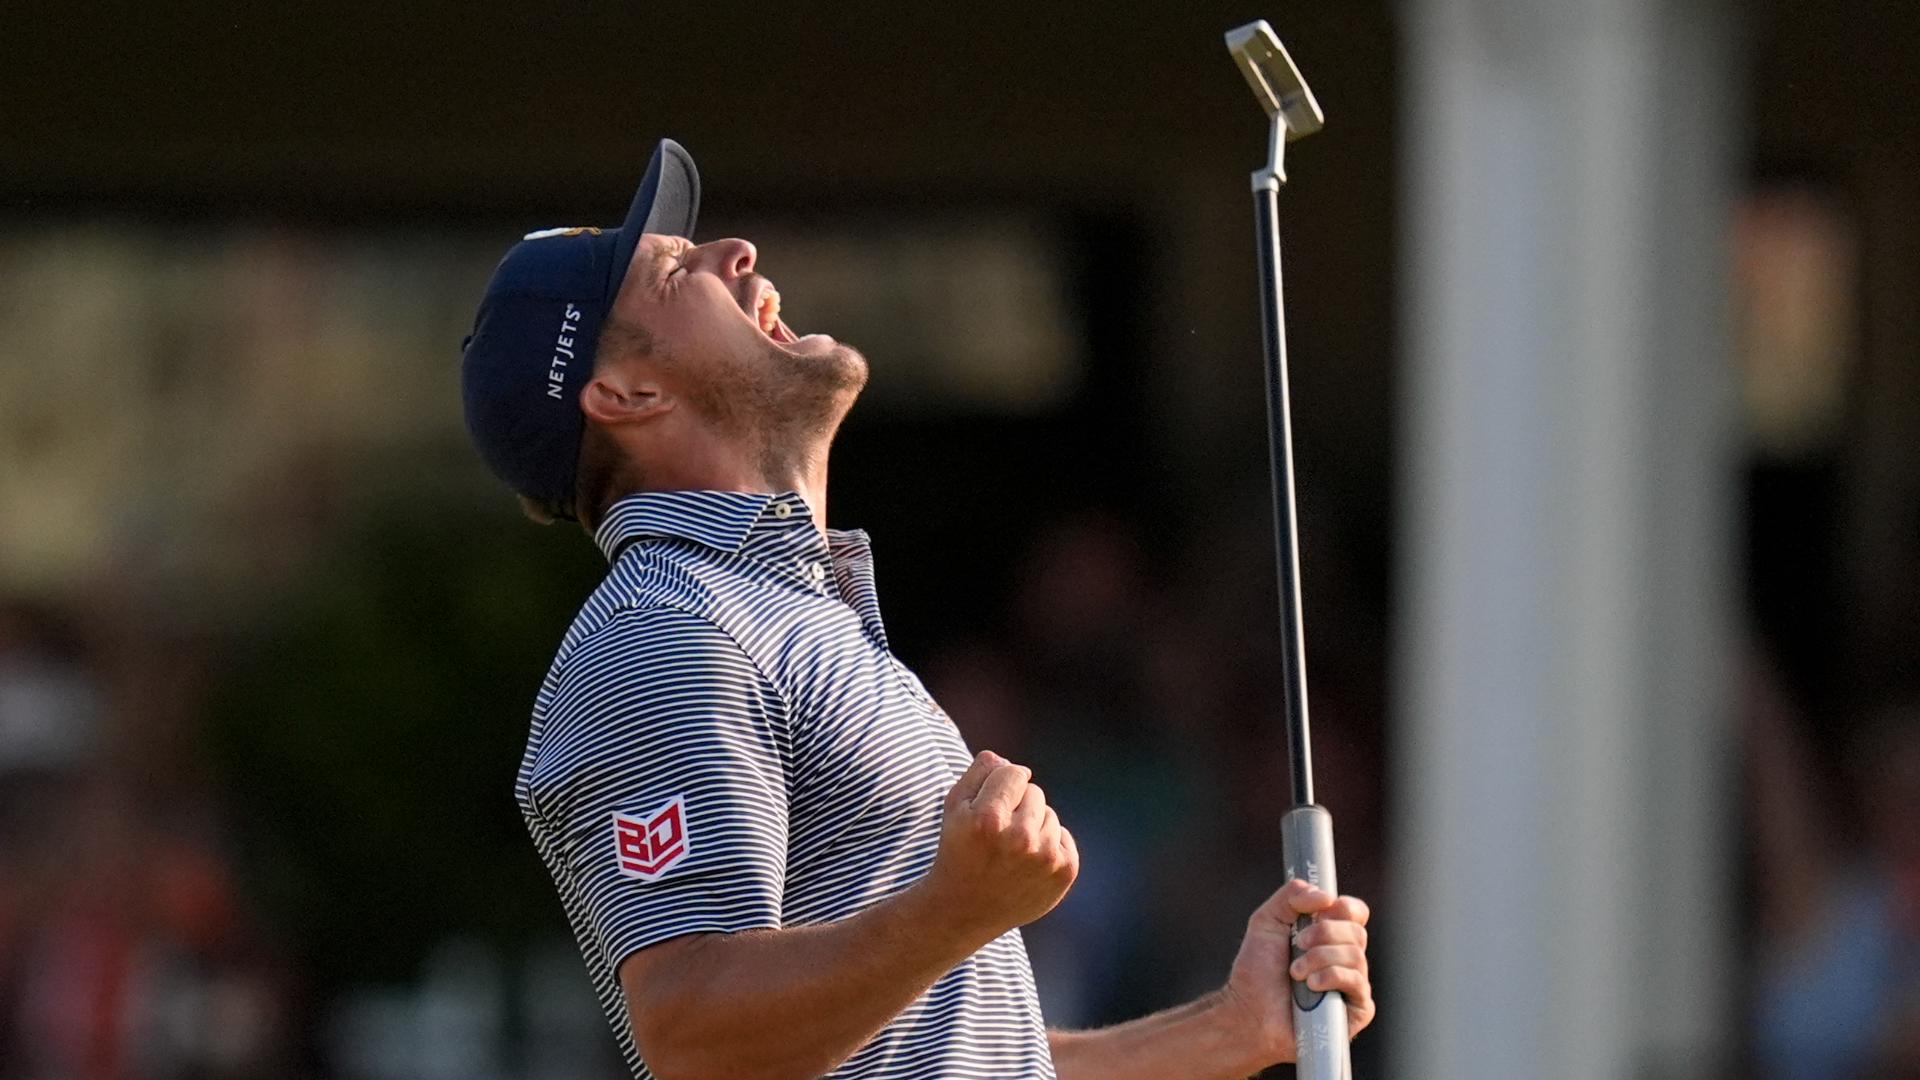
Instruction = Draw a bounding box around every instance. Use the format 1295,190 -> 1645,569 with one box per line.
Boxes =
612,796 -> 689,881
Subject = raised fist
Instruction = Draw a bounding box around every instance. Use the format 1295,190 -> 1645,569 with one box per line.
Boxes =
922,751 -> 1080,942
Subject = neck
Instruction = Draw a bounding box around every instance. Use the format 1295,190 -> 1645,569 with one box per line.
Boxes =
623,429 -> 834,536
756,448 -> 832,535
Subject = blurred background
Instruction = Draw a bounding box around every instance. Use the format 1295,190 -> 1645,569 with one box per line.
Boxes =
1,1 -> 1916,1078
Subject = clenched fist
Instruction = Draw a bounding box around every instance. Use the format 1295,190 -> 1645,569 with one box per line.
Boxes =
921,751 -> 1080,943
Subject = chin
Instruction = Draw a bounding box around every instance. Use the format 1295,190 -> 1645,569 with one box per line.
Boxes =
822,340 -> 870,393
781,334 -> 869,394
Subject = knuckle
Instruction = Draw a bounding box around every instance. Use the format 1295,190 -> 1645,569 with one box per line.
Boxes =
1300,943 -> 1339,967
1316,965 -> 1356,990
1304,920 -> 1366,950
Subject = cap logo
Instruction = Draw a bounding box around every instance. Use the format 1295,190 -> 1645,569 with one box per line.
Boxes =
612,796 -> 689,881
523,226 -> 604,240
547,302 -> 584,400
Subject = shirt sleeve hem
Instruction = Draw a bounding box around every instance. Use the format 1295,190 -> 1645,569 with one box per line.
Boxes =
603,914 -> 783,975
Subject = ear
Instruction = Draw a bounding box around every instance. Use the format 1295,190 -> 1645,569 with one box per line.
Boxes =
580,368 -> 672,427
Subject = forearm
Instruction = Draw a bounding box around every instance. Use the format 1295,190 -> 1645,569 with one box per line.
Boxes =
1049,990 -> 1271,1080
627,882 -> 993,1080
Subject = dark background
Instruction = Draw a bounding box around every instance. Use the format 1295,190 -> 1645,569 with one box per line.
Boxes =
2,2 -> 1917,1078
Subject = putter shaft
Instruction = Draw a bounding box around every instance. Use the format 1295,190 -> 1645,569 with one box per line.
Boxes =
1253,183 -> 1314,807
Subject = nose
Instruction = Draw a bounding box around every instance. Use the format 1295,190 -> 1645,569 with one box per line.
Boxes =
691,238 -> 756,280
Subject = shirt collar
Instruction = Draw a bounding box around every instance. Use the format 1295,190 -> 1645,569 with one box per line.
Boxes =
594,490 -> 816,563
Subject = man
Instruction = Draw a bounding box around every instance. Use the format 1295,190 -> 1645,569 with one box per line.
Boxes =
461,139 -> 1374,1080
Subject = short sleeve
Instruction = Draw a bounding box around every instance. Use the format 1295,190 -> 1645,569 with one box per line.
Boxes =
526,606 -> 790,972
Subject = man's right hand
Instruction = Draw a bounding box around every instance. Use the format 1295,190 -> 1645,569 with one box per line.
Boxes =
920,751 -> 1080,943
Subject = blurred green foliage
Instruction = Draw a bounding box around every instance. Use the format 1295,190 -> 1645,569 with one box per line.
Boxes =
205,483 -> 605,990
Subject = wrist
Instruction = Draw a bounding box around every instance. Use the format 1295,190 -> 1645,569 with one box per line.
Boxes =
892,877 -> 1004,963
1207,985 -> 1290,1072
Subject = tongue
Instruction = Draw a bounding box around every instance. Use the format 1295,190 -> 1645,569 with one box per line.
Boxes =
773,317 -> 797,345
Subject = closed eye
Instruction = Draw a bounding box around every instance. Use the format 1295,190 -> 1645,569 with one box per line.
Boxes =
651,253 -> 685,289
651,239 -> 693,288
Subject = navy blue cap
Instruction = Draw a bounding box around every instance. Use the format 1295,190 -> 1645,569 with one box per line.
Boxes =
461,139 -> 701,516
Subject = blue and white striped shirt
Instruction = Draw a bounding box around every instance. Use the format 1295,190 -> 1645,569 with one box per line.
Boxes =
516,489 -> 1055,1080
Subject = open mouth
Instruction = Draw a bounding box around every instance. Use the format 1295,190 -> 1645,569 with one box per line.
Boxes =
751,282 -> 799,346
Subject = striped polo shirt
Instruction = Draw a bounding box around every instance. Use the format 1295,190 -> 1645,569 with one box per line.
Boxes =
515,489 -> 1055,1080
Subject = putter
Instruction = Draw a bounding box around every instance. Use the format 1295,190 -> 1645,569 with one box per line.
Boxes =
1225,20 -> 1351,1080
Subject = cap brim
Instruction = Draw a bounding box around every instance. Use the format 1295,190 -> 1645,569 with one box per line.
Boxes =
607,139 -> 701,302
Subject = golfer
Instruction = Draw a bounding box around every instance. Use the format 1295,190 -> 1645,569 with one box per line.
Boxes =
461,140 -> 1374,1080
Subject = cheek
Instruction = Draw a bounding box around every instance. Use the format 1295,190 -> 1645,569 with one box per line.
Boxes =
669,291 -> 756,351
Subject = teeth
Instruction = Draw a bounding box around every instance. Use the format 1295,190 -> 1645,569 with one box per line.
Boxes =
758,289 -> 781,334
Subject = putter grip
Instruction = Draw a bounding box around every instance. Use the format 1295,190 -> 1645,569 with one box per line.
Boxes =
1281,804 -> 1352,1080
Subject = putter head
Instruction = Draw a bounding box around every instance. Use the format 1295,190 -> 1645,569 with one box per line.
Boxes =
1226,21 -> 1323,141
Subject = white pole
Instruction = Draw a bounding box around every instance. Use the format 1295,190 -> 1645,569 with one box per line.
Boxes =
1391,1 -> 1740,1077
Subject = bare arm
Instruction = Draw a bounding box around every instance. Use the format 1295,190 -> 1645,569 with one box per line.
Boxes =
1049,992 -> 1269,1080
621,751 -> 1079,1080
1049,882 -> 1375,1080
623,882 -> 989,1080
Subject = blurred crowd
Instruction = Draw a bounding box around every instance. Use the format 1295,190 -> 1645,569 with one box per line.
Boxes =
914,508 -> 1389,1035
1742,653 -> 1920,1080
0,603 -> 290,1078
0,507 -> 1914,1079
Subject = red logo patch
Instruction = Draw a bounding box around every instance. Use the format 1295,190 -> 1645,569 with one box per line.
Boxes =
612,797 -> 690,881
